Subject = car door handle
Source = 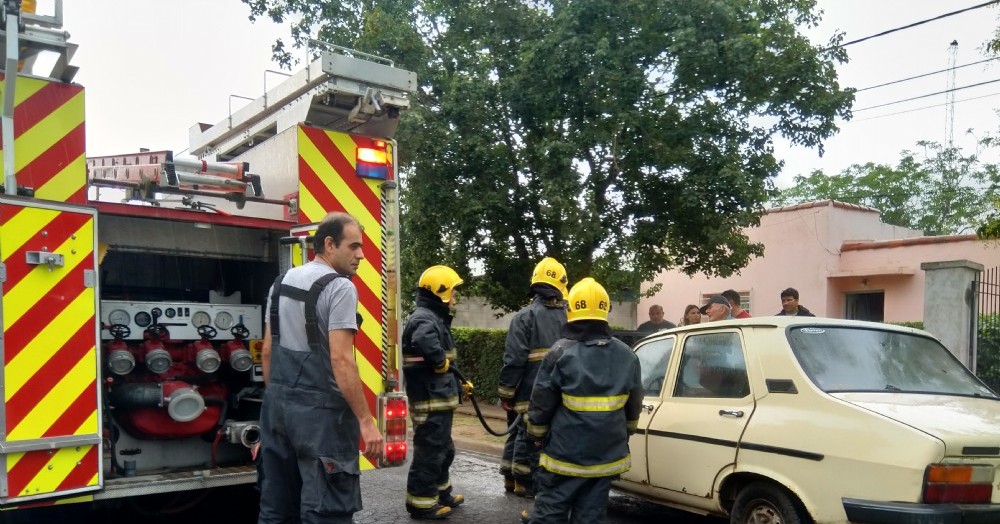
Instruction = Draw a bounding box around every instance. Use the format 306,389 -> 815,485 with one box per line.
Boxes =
642,403 -> 655,414
719,409 -> 744,417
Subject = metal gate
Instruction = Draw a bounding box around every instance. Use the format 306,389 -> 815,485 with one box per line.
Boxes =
973,266 -> 1000,393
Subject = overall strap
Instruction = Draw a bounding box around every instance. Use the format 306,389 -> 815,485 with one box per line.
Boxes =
269,272 -> 286,338
303,272 -> 349,347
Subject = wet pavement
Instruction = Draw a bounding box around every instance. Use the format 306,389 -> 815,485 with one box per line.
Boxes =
355,449 -> 723,523
0,405 -> 722,523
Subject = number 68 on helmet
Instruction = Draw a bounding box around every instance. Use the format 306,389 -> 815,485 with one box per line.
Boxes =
567,277 -> 611,322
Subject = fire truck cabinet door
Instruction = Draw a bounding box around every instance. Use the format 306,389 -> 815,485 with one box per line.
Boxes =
0,196 -> 102,503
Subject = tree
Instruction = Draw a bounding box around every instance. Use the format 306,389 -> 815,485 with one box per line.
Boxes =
981,202 -> 1000,240
775,139 -> 1000,236
243,0 -> 853,311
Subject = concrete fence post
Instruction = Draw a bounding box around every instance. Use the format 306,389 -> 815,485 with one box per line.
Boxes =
921,260 -> 984,369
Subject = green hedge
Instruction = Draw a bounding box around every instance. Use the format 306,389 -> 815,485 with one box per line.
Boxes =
453,327 -> 507,404
977,314 -> 1000,394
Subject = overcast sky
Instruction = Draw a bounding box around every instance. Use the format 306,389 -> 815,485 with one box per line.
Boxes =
59,0 -> 1000,188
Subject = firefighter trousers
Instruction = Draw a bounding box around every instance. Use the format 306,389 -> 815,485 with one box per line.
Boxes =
511,415 -> 541,489
525,470 -> 613,524
500,409 -> 519,480
258,384 -> 362,524
406,410 -> 456,511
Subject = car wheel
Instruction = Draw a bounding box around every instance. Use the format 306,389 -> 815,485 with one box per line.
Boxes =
730,481 -> 811,524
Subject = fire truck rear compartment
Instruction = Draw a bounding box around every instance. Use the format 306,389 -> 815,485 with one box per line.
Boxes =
97,210 -> 286,479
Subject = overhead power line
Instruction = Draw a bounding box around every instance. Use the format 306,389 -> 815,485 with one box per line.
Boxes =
851,90 -> 1000,122
823,0 -> 1000,51
853,77 -> 1000,112
855,57 -> 1000,92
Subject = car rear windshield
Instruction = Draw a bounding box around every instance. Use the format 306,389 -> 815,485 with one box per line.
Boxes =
787,326 -> 997,398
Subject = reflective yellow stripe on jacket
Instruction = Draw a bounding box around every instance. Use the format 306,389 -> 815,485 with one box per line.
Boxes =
539,453 -> 631,478
498,384 -> 516,398
561,393 -> 628,412
528,348 -> 549,362
526,420 -> 549,438
410,396 -> 459,412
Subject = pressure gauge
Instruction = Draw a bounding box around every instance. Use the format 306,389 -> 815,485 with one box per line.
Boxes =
108,309 -> 131,326
134,311 -> 152,328
214,311 -> 234,330
191,311 -> 211,328
165,307 -> 176,318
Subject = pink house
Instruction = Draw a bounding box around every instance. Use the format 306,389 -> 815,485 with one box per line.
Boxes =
640,200 -> 1000,324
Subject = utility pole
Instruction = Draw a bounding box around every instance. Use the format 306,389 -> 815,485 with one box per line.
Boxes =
945,40 -> 958,149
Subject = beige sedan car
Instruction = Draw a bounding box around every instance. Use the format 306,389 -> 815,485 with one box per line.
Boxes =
614,317 -> 1000,524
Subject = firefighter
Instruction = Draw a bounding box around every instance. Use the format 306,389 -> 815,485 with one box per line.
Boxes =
258,212 -> 383,524
522,277 -> 644,524
498,257 -> 568,496
403,265 -> 469,520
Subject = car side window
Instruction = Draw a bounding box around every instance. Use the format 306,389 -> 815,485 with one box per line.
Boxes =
674,332 -> 749,399
634,336 -> 674,397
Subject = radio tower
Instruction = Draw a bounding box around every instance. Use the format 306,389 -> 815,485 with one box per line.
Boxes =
946,40 -> 958,149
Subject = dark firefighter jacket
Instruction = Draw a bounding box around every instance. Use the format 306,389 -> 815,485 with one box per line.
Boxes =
497,287 -> 567,413
527,320 -> 643,478
402,289 -> 460,416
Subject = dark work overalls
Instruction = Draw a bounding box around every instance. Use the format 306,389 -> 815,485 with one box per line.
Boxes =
402,290 -> 461,515
258,272 -> 361,524
498,289 -> 566,494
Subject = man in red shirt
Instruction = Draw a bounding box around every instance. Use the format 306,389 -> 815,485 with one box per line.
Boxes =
722,289 -> 750,319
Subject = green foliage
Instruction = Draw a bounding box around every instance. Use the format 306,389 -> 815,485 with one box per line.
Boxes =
776,140 -> 1000,236
889,321 -> 924,330
979,199 -> 1000,240
243,0 -> 853,311
977,314 -> 1000,394
452,327 -> 507,404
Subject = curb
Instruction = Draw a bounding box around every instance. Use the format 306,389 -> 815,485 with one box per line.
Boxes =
453,434 -> 504,457
404,408 -> 507,458
454,407 -> 506,457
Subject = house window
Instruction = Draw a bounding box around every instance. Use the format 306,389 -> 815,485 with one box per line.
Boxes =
701,291 -> 752,315
846,292 -> 884,322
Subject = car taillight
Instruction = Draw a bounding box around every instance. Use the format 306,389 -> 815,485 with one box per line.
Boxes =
380,396 -> 408,466
923,464 -> 995,503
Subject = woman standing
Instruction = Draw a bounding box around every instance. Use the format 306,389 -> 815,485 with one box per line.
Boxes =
681,304 -> 701,325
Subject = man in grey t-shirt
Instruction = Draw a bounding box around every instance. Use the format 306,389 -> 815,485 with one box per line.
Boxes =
258,212 -> 383,524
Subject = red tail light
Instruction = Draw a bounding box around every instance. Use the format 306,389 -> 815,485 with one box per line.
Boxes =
380,396 -> 409,466
923,464 -> 995,504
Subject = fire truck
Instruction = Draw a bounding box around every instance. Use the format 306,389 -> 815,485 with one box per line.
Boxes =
0,1 -> 412,509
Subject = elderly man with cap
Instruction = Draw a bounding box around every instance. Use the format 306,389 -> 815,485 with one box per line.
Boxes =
700,295 -> 732,322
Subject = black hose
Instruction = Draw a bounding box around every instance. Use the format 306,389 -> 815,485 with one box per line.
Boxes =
449,367 -> 522,437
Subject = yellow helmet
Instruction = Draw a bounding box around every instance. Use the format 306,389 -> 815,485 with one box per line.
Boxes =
530,257 -> 569,297
566,277 -> 611,322
418,265 -> 464,303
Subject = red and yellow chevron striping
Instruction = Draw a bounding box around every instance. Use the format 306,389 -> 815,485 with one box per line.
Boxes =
6,446 -> 99,498
0,74 -> 86,204
296,125 -> 393,470
1,199 -> 100,501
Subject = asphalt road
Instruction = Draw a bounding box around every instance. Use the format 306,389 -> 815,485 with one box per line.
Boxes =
354,450 -> 726,524
1,451 -> 724,524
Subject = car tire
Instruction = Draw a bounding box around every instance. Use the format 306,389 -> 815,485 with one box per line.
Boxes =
730,481 -> 811,524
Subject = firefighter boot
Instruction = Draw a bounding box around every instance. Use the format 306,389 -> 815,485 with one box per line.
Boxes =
438,487 -> 464,508
503,476 -> 515,493
514,478 -> 536,498
407,503 -> 452,520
